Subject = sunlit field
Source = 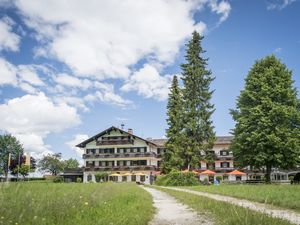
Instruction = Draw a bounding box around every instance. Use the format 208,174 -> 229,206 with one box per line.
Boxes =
186,184 -> 300,212
0,182 -> 154,225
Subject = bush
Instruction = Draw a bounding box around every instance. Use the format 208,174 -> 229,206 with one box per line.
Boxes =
155,171 -> 199,186
95,172 -> 109,182
53,176 -> 64,183
76,177 -> 82,183
202,177 -> 210,185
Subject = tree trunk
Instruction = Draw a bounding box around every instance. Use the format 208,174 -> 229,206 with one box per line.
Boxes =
266,164 -> 272,183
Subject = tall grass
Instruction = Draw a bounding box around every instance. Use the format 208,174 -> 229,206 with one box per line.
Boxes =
186,184 -> 300,212
154,187 -> 292,225
0,182 -> 154,225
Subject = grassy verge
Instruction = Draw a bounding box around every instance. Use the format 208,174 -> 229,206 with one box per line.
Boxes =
184,184 -> 300,212
0,182 -> 154,225
153,186 -> 292,225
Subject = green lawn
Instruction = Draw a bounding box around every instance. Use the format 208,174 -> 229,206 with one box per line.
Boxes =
154,186 -> 293,225
185,184 -> 300,212
0,182 -> 154,225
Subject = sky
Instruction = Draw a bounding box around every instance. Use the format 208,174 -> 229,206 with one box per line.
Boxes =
0,0 -> 299,163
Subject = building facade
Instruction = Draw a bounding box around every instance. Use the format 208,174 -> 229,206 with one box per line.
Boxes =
77,126 -> 297,183
76,126 -> 161,184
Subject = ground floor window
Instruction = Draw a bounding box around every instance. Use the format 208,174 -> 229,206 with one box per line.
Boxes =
236,176 -> 242,181
131,175 -> 136,181
122,176 -> 127,182
140,175 -> 145,182
223,175 -> 229,180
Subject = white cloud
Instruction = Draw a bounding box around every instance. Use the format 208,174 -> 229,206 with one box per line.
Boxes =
121,64 -> 172,101
15,0 -> 209,80
66,134 -> 88,157
209,0 -> 231,23
0,57 -> 17,86
53,73 -> 92,90
0,17 -> 20,52
267,0 -> 296,10
17,65 -> 45,86
0,92 -> 81,157
18,82 -> 37,94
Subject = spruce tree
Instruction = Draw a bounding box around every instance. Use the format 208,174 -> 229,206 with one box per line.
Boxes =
231,55 -> 300,182
163,75 -> 184,173
181,31 -> 216,170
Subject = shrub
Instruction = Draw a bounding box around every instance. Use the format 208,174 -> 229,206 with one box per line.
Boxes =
202,177 -> 210,185
95,172 -> 109,182
76,177 -> 82,183
155,171 -> 199,186
53,176 -> 64,183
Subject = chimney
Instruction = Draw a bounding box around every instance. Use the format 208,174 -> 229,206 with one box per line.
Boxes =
128,128 -> 133,134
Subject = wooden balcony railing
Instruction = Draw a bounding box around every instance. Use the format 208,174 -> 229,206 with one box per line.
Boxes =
83,152 -> 157,159
96,139 -> 134,146
84,165 -> 158,172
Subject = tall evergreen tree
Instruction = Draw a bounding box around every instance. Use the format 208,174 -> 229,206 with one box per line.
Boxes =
231,55 -> 300,182
163,75 -> 184,173
181,31 -> 216,170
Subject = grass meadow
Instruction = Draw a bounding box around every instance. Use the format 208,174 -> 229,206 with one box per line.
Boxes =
186,184 -> 300,212
0,182 -> 154,225
154,186 -> 293,225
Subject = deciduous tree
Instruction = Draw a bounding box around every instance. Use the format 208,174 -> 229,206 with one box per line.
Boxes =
230,55 -> 300,182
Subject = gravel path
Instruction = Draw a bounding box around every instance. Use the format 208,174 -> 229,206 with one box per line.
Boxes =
143,187 -> 213,225
160,186 -> 300,225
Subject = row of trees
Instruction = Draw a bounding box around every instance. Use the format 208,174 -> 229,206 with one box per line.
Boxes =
0,134 -> 80,179
163,31 -> 300,182
162,31 -> 216,173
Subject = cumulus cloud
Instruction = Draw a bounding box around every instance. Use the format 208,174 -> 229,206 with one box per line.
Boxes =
53,73 -> 92,90
121,64 -> 172,101
0,92 -> 81,157
209,0 -> 231,23
66,134 -> 89,157
267,0 -> 296,10
0,57 -> 17,86
0,17 -> 20,52
15,0 -> 208,80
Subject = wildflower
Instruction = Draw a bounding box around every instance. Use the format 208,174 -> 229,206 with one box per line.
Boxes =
84,202 -> 89,205
15,223 -> 18,225
0,217 -> 3,219
33,216 -> 37,220
79,196 -> 83,199
42,218 -> 46,221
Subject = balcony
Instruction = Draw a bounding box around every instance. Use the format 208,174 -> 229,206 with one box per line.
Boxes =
96,139 -> 134,146
215,167 -> 235,171
215,154 -> 234,160
83,152 -> 157,159
84,165 -> 158,172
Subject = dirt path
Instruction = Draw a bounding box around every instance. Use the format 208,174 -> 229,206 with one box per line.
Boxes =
143,186 -> 213,225
160,186 -> 300,225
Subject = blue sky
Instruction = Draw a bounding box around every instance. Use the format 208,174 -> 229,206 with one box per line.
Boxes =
0,0 -> 299,162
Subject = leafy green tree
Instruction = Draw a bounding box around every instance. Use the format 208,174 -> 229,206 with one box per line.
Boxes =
38,153 -> 65,176
13,164 -> 30,178
0,134 -> 24,179
163,75 -> 185,173
181,31 -> 216,170
230,55 -> 300,182
64,158 -> 79,169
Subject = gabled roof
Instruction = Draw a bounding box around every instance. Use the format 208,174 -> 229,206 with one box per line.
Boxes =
76,126 -> 158,148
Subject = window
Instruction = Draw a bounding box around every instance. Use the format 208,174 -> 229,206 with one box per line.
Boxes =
236,176 -> 242,181
221,162 -> 230,168
140,175 -> 145,182
220,150 -> 229,156
87,174 -> 92,182
131,175 -> 136,182
223,175 -> 229,180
